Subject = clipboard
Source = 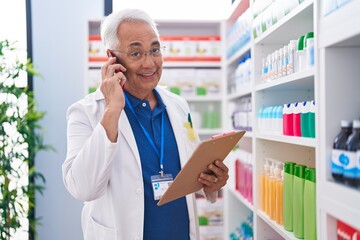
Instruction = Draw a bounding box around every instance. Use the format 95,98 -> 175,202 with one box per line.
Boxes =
157,130 -> 246,206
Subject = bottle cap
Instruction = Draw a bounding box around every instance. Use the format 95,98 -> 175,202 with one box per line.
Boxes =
305,168 -> 316,182
294,164 -> 306,178
284,162 -> 296,174
340,120 -> 352,127
297,35 -> 305,51
353,120 -> 360,129
304,32 -> 314,48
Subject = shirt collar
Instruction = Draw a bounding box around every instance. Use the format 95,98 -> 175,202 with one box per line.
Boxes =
125,89 -> 166,114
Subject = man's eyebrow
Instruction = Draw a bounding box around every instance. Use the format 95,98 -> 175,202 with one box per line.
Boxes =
128,40 -> 160,48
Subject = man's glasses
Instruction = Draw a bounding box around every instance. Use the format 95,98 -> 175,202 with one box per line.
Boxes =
110,46 -> 166,62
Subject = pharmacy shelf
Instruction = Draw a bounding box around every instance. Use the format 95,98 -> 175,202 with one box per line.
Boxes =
257,211 -> 298,240
183,95 -> 222,102
227,41 -> 251,66
254,0 -> 314,45
318,0 -> 360,48
197,128 -> 223,136
319,181 -> 360,231
255,133 -> 316,148
229,188 -> 254,211
163,61 -> 222,68
227,85 -> 252,101
255,68 -> 315,92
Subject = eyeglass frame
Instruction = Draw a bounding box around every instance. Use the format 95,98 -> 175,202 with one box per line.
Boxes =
109,45 -> 166,63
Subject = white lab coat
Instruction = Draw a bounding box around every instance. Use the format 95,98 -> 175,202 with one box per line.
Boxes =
62,86 -> 216,240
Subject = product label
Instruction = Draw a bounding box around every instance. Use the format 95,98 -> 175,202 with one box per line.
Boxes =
343,151 -> 357,178
331,149 -> 346,174
357,150 -> 360,180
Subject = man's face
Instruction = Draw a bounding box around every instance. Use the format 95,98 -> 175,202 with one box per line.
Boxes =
116,21 -> 163,97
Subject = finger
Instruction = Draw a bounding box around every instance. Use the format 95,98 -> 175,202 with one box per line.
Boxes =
200,173 -> 218,184
214,160 -> 229,173
198,177 -> 216,187
101,57 -> 117,79
115,72 -> 126,87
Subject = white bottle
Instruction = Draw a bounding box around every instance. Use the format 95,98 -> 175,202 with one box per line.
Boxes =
287,40 -> 297,75
282,45 -> 288,77
297,35 -> 306,72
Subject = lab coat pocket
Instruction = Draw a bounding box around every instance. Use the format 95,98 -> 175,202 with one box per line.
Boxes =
88,216 -> 117,240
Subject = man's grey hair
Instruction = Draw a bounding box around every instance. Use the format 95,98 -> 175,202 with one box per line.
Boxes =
100,8 -> 159,50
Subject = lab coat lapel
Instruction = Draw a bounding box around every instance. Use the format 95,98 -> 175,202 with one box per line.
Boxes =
119,111 -> 142,169
160,92 -> 188,167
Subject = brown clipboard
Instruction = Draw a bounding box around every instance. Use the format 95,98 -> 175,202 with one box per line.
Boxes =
157,130 -> 246,206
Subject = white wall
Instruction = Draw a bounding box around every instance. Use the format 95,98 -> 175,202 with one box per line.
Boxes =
31,0 -> 103,239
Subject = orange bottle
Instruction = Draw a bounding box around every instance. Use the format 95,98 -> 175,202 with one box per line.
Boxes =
275,162 -> 284,225
260,159 -> 270,212
269,160 -> 277,220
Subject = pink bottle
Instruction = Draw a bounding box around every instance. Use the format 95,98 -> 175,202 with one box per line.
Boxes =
283,103 -> 294,136
293,102 -> 302,137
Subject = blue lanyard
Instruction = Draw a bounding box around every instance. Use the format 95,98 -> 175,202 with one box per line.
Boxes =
124,93 -> 165,176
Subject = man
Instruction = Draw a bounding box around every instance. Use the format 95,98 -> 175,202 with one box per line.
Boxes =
63,8 -> 229,240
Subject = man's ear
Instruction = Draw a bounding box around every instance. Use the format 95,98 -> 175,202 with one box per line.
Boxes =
106,50 -> 114,58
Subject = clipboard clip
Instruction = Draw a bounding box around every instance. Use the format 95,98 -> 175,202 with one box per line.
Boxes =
211,131 -> 236,139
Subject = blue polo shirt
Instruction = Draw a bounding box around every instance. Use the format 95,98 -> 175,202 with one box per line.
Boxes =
124,90 -> 190,240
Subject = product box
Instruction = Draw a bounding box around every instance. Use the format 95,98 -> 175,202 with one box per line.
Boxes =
337,219 -> 360,240
194,36 -> 221,61
195,69 -> 221,96
160,36 -> 196,61
88,35 -> 107,62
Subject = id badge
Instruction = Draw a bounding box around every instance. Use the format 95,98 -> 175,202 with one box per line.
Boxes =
151,174 -> 173,201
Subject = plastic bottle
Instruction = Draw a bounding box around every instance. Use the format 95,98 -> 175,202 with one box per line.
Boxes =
301,101 -> 311,138
287,40 -> 298,75
258,107 -> 265,133
305,32 -> 314,69
273,50 -> 279,80
283,103 -> 294,136
293,102 -> 302,137
343,120 -> 360,187
278,48 -> 283,78
293,164 -> 306,239
331,120 -> 353,182
283,162 -> 296,231
297,35 -> 306,72
309,100 -> 316,138
275,162 -> 283,225
260,158 -> 270,212
275,105 -> 284,135
268,160 -> 277,220
304,167 -> 316,240
282,45 -> 288,77
203,104 -> 220,129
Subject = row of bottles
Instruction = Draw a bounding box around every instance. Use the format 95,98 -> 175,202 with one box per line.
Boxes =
228,52 -> 252,95
331,119 -> 360,188
189,104 -> 221,129
231,96 -> 252,131
260,159 -> 316,240
229,213 -> 254,240
261,32 -> 314,83
258,100 -> 316,138
235,149 -> 253,204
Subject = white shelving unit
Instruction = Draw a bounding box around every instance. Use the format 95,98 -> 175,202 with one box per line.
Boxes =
225,0 -> 317,239
317,0 -> 360,239
225,0 -> 360,239
155,19 -> 227,139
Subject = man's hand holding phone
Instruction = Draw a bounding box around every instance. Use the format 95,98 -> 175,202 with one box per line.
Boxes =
100,56 -> 127,142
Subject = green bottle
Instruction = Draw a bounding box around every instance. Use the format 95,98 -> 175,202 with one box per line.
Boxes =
293,164 -> 307,239
283,162 -> 296,231
304,168 -> 316,240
